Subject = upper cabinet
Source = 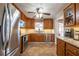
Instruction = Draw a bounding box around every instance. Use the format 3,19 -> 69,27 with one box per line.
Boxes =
76,3 -> 79,25
44,18 -> 53,29
25,18 -> 35,29
21,12 -> 53,29
64,4 -> 76,27
21,13 -> 35,29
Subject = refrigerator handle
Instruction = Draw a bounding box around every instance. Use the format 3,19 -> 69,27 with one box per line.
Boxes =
5,4 -> 11,48
4,4 -> 10,55
1,4 -> 6,46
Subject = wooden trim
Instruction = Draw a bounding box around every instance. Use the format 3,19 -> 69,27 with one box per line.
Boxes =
64,3 -> 72,11
12,3 -> 22,13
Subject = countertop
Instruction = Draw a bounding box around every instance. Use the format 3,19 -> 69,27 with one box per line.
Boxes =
57,36 -> 79,48
21,32 -> 54,36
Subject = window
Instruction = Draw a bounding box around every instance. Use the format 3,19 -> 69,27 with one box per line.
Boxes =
35,22 -> 43,31
19,20 -> 25,27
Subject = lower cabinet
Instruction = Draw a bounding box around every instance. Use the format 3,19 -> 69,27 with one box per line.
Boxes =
66,51 -> 75,56
57,38 -> 66,56
28,34 -> 46,42
66,43 -> 79,56
28,34 -> 55,42
57,38 -> 79,56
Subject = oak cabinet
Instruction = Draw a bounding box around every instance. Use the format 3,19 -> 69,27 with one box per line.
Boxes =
21,13 -> 53,29
28,34 -> 46,42
57,38 -> 66,56
66,51 -> 75,56
21,13 -> 35,29
44,18 -> 53,29
66,43 -> 79,56
64,4 -> 76,27
28,34 -> 55,42
25,18 -> 34,29
76,3 -> 79,25
64,3 -> 79,26
57,38 -> 79,56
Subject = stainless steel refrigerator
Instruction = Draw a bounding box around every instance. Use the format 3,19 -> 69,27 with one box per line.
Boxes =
0,3 -> 20,56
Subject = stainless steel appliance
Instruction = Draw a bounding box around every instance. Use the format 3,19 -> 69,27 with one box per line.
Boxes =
0,3 -> 6,56
22,35 -> 28,52
0,3 -> 20,56
64,28 -> 74,38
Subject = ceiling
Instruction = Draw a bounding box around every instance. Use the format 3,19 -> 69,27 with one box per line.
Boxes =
15,3 -> 69,19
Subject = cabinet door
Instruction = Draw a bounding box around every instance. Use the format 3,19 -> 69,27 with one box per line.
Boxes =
21,13 -> 35,29
29,34 -> 45,42
44,19 -> 53,29
64,4 -> 76,27
66,51 -> 75,56
57,38 -> 66,56
76,3 -> 79,25
25,19 -> 31,29
66,43 -> 79,56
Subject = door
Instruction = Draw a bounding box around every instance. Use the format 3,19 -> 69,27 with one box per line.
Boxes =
0,4 -> 5,56
44,18 -> 53,29
4,4 -> 20,56
6,18 -> 19,55
64,4 -> 76,27
0,4 -> 6,56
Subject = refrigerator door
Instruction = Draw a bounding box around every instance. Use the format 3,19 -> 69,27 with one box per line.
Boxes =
6,18 -> 19,55
0,4 -> 5,56
5,4 -> 20,56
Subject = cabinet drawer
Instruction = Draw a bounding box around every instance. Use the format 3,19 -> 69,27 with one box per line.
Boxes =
57,39 -> 65,47
66,43 -> 79,56
66,51 -> 75,56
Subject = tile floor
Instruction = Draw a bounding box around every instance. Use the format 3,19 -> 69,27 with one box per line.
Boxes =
21,42 -> 56,56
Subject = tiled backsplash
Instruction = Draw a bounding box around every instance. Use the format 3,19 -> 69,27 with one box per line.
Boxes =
20,29 -> 54,36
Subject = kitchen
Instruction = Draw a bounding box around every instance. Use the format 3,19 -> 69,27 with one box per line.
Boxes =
0,3 -> 79,56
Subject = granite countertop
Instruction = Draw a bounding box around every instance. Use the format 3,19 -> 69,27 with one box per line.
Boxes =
57,36 -> 79,48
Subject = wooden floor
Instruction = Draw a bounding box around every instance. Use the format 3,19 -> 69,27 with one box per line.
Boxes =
20,42 -> 56,56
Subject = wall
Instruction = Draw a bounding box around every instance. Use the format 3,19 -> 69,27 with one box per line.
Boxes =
54,10 -> 64,44
20,28 -> 54,36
